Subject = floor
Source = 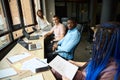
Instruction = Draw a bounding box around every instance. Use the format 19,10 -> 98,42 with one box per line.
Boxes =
73,32 -> 92,62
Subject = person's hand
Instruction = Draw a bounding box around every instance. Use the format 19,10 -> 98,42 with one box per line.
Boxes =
69,60 -> 87,67
62,76 -> 70,80
44,34 -> 48,39
68,60 -> 75,64
52,43 -> 58,51
53,38 -> 58,42
52,46 -> 56,51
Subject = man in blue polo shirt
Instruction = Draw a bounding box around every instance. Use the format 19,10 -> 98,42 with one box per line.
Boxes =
47,18 -> 80,62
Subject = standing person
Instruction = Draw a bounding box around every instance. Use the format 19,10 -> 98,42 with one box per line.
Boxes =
36,9 -> 50,30
47,18 -> 80,62
53,22 -> 120,80
44,15 -> 66,53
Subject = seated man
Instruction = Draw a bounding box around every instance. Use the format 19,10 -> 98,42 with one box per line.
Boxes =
44,15 -> 66,41
44,15 -> 66,53
47,18 -> 80,62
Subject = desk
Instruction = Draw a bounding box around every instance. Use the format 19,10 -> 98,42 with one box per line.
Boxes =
0,37 -> 56,80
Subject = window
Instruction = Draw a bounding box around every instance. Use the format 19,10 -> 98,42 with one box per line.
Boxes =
21,0 -> 35,26
0,0 -> 37,51
9,0 -> 20,25
0,1 -> 11,50
0,34 -> 11,50
0,1 -> 9,34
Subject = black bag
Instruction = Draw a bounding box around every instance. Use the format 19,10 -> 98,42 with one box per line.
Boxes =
44,34 -> 55,54
47,52 -> 58,63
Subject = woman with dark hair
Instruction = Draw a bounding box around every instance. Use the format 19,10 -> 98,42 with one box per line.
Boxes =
36,9 -> 50,30
53,22 -> 120,80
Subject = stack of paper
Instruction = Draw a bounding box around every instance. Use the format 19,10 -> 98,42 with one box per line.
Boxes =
7,52 -> 31,63
0,68 -> 17,79
49,56 -> 79,80
21,58 -> 48,73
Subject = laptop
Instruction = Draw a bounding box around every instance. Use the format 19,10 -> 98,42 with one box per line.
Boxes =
18,39 -> 42,51
23,30 -> 39,40
32,27 -> 40,33
32,27 -> 38,31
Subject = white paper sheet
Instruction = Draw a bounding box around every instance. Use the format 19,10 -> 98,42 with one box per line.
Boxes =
21,58 -> 48,73
7,52 -> 31,63
49,56 -> 78,80
21,73 -> 43,80
0,68 -> 17,79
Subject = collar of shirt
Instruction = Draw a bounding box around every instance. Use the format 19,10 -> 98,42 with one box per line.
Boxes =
68,27 -> 77,33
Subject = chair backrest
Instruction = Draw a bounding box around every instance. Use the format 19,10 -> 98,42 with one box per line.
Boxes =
61,17 -> 69,35
72,34 -> 81,59
76,24 -> 84,35
71,25 -> 84,59
61,17 -> 68,27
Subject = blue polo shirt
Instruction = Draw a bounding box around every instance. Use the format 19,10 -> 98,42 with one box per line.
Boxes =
56,27 -> 80,59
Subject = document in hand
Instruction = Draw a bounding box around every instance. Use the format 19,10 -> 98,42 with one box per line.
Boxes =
49,56 -> 79,80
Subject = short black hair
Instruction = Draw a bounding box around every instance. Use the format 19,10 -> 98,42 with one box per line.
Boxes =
67,17 -> 77,23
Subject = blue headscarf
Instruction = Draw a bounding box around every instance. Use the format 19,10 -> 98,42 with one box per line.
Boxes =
86,22 -> 120,80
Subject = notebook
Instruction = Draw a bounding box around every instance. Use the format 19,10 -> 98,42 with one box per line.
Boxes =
0,68 -> 17,79
21,58 -> 49,73
23,30 -> 39,40
7,52 -> 31,63
18,40 -> 42,51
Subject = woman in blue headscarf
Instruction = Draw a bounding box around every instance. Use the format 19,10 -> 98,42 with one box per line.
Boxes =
53,22 -> 120,80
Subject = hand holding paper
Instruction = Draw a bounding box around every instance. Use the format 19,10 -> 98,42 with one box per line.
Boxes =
49,56 -> 78,80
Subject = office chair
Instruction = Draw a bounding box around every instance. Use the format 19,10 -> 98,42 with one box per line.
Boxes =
61,17 -> 69,34
61,17 -> 68,27
76,24 -> 84,35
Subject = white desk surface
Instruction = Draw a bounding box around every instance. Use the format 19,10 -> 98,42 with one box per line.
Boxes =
0,37 -> 56,80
